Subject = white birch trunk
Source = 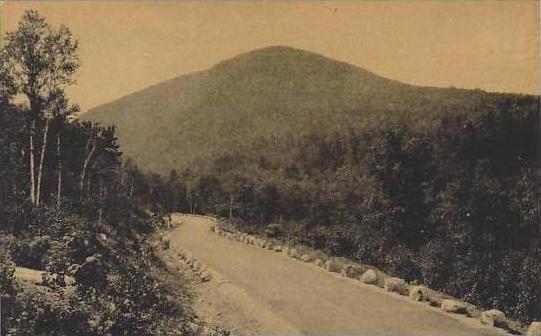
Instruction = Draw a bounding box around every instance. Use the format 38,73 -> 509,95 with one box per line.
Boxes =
35,118 -> 50,207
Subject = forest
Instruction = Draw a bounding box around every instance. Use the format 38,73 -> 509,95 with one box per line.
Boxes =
0,11 -> 211,335
157,93 -> 541,323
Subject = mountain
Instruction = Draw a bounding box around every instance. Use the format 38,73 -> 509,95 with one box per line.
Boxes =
82,46 -> 532,173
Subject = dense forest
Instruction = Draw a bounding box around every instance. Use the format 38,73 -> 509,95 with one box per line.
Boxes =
0,11 -> 210,335
158,93 -> 540,323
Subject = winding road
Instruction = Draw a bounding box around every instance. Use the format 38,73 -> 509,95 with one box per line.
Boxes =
168,214 -> 501,335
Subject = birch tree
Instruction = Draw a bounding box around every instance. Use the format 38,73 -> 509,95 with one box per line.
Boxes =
0,10 -> 79,207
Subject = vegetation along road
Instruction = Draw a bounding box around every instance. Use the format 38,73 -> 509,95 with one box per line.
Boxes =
168,214 -> 503,335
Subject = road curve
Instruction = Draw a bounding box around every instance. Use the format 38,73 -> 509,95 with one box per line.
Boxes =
169,214 -> 500,335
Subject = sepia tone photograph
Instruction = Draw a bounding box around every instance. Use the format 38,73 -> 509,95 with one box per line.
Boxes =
0,1 -> 539,335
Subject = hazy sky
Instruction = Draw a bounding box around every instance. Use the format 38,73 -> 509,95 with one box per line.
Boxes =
2,1 -> 539,111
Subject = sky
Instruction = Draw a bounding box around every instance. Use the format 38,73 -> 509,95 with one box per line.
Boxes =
1,1 -> 539,112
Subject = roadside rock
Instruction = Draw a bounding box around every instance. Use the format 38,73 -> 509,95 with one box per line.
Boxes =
527,322 -> 541,336
282,246 -> 290,256
441,299 -> 467,314
384,277 -> 408,296
427,292 -> 445,307
273,245 -> 282,252
288,248 -> 299,259
324,259 -> 342,273
465,304 -> 481,318
409,285 -> 432,302
192,261 -> 202,270
360,269 -> 378,285
481,309 -> 507,328
300,254 -> 312,262
341,265 -> 364,279
200,270 -> 212,282
314,259 -> 325,268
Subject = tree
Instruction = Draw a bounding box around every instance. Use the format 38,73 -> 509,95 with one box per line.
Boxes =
0,10 -> 79,207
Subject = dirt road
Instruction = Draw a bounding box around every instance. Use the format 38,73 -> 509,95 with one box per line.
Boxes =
169,214 -> 501,335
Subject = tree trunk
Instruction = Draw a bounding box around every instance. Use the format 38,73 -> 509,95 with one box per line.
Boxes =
188,191 -> 193,215
80,141 -> 97,201
229,193 -> 233,222
36,118 -> 50,207
29,119 -> 36,206
56,134 -> 62,207
98,180 -> 103,225
129,177 -> 134,198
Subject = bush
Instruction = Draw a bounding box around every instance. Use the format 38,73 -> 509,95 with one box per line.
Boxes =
516,253 -> 541,323
1,235 -> 17,336
9,284 -> 91,336
383,244 -> 420,282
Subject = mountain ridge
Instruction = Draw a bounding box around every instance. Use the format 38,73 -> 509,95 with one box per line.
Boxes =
83,46 -> 536,173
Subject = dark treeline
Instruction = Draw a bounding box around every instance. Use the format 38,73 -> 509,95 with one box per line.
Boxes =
167,94 -> 540,323
0,11 -> 200,335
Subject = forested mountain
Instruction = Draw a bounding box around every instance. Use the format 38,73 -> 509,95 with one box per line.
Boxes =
83,46 -> 533,173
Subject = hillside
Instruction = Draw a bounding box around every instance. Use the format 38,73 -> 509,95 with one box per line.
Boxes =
83,46 -> 532,173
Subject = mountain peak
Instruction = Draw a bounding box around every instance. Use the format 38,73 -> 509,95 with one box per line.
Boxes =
209,45 -> 391,86
83,46 -> 513,173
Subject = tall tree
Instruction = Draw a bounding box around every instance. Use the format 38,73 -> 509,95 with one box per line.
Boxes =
0,10 -> 79,206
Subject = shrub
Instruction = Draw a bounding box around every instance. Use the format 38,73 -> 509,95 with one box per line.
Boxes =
383,244 -> 420,282
516,253 -> 541,323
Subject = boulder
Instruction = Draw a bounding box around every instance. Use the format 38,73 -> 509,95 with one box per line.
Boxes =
266,242 -> 274,250
324,259 -> 343,273
409,285 -> 432,302
481,309 -> 507,328
192,261 -> 202,270
300,254 -> 312,262
527,322 -> 541,336
360,269 -> 378,285
200,271 -> 212,282
341,265 -> 364,279
288,248 -> 299,259
466,305 -> 481,318
440,299 -> 468,314
282,246 -> 290,256
314,259 -> 325,268
384,277 -> 408,296
273,245 -> 282,252
426,292 -> 445,307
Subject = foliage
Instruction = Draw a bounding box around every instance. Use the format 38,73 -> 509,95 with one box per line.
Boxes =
0,10 -> 203,336
173,93 -> 540,322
